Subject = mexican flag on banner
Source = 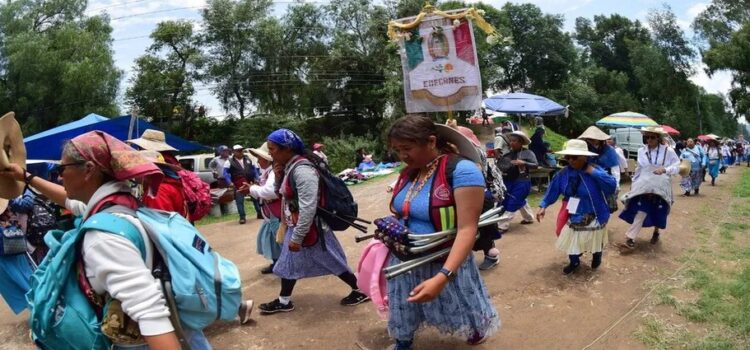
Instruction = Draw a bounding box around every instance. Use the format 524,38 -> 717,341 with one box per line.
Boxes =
398,15 -> 482,113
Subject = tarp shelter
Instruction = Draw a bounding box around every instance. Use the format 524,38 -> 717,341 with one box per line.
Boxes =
24,113 -> 207,160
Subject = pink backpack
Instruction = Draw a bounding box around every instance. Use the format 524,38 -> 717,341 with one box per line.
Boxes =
357,240 -> 390,319
177,169 -> 212,221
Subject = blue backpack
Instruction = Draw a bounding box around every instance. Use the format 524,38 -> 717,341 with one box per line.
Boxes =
27,207 -> 242,349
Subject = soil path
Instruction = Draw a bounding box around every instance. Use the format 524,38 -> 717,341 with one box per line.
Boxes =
1,168 -> 742,350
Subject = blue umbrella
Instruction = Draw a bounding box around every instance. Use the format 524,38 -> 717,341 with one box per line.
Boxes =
483,92 -> 566,116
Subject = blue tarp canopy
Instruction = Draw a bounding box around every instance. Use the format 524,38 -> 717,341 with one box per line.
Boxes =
483,92 -> 566,116
24,113 -> 207,160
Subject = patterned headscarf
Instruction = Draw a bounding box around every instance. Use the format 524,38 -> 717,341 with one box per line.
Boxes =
70,131 -> 163,190
267,129 -> 305,154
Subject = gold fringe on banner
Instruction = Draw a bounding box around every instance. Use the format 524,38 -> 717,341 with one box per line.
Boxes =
387,5 -> 499,42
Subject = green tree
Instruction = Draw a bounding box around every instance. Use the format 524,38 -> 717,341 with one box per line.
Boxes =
0,0 -> 121,134
125,20 -> 202,131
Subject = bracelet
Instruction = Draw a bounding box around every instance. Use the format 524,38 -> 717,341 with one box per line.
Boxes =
24,171 -> 36,185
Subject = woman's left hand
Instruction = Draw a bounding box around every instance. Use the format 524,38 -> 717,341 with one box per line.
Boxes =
288,241 -> 301,252
510,159 -> 525,166
407,274 -> 448,303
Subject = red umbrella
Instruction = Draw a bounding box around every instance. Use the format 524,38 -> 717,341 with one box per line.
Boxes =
661,125 -> 680,136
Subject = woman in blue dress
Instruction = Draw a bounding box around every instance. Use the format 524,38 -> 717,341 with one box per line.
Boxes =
0,200 -> 34,315
385,115 -> 499,350
536,140 -> 617,274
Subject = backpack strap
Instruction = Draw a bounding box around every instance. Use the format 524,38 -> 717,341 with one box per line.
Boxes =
79,212 -> 146,260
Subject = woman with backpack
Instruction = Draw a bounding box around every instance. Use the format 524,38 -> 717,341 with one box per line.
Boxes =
536,140 -> 617,274
385,115 -> 499,350
258,128 -> 369,314
1,131 -> 255,349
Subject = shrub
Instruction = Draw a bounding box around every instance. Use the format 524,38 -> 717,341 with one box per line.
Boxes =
321,133 -> 384,173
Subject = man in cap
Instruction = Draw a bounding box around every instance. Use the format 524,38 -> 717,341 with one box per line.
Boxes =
209,145 -> 232,187
229,145 -> 259,224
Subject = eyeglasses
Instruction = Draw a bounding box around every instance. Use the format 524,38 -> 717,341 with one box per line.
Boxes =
564,155 -> 582,160
54,161 -> 86,175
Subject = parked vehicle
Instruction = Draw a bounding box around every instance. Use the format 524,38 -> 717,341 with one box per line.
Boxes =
609,127 -> 675,159
177,152 -> 259,185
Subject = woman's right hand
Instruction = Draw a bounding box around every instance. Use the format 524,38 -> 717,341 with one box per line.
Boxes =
536,207 -> 546,222
0,163 -> 25,181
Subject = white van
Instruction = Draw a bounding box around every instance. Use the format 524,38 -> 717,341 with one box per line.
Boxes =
177,152 -> 259,185
609,127 -> 676,159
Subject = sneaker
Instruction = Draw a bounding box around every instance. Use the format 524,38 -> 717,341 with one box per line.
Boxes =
387,340 -> 414,350
625,238 -> 635,249
259,299 -> 294,314
650,231 -> 660,244
694,189 -> 699,195
340,290 -> 370,306
238,300 -> 254,324
520,220 -> 534,225
260,264 -> 275,274
591,254 -> 602,269
683,191 -> 690,197
478,255 -> 500,270
563,262 -> 580,275
239,218 -> 247,225
467,332 -> 489,346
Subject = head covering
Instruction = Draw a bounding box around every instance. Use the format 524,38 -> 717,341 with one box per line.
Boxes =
126,129 -> 177,152
232,144 -> 244,151
267,129 -> 305,154
70,131 -> 163,189
217,145 -> 229,153
555,139 -> 598,156
509,131 -> 531,146
434,124 -> 481,163
248,142 -> 272,162
139,150 -> 180,171
455,126 -> 482,147
313,143 -> 324,151
640,126 -> 668,136
0,112 -> 27,199
578,126 -> 611,141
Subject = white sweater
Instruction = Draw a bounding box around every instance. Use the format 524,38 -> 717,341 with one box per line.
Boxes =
66,181 -> 173,337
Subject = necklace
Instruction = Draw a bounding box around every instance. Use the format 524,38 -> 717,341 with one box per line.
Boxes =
402,155 -> 443,223
646,145 -> 661,165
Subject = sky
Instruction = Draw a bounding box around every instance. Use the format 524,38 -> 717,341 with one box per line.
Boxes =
88,0 -> 732,118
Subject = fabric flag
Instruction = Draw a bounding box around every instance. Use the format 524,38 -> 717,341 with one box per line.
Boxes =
398,16 -> 482,113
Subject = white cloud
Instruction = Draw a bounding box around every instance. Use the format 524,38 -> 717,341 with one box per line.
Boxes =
690,65 -> 733,95
687,2 -> 708,19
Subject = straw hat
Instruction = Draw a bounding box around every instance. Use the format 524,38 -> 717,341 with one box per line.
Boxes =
508,131 -> 531,146
678,159 -> 691,177
578,126 -> 611,141
0,112 -> 27,199
555,139 -> 598,156
127,129 -> 177,152
248,142 -> 272,162
0,198 -> 8,215
139,150 -> 180,170
435,124 -> 481,163
640,126 -> 668,136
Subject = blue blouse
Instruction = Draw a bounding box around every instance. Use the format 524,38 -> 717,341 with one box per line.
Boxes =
392,160 -> 484,234
539,166 -> 617,225
591,144 -> 621,169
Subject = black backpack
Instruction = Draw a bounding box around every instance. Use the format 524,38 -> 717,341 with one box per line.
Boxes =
27,198 -> 57,246
289,157 -> 369,233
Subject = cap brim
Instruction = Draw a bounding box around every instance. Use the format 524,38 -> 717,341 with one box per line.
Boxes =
127,138 -> 178,152
435,124 -> 482,163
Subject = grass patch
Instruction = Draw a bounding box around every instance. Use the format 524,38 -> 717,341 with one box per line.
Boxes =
635,169 -> 750,349
195,201 -> 257,226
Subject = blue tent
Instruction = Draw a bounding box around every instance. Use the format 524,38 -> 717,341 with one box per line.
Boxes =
24,113 -> 208,160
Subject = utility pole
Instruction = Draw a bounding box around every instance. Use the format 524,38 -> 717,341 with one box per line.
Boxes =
696,94 -> 703,135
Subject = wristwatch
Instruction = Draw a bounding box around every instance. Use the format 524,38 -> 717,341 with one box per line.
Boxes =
439,267 -> 456,282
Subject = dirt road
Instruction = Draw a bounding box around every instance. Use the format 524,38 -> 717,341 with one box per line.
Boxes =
1,168 -> 743,350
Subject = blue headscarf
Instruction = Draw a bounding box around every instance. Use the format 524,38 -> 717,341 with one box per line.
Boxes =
267,129 -> 305,154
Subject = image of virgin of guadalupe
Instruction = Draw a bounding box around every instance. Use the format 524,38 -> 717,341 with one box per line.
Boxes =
428,28 -> 450,60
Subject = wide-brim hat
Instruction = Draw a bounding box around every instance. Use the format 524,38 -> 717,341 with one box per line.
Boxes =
435,124 -> 481,163
578,126 -> 611,141
555,139 -> 598,156
707,134 -> 720,140
678,159 -> 691,177
127,129 -> 177,152
0,112 -> 27,199
508,131 -> 531,146
640,126 -> 668,136
248,142 -> 272,162
138,150 -> 180,171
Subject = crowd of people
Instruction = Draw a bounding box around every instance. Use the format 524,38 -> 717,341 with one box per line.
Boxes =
0,110 -> 745,349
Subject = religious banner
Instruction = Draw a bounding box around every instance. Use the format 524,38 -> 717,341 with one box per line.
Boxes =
392,10 -> 485,113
